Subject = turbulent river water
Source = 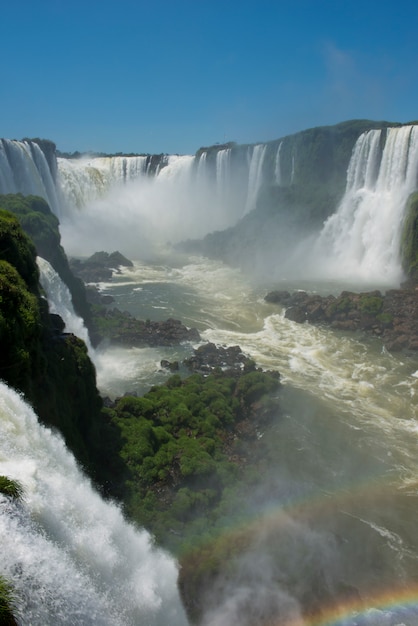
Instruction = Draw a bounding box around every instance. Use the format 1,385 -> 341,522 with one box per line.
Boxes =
88,252 -> 418,626
2,126 -> 418,624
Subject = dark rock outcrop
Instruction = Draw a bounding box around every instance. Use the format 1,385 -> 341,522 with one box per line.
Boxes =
93,306 -> 200,347
70,250 -> 133,283
265,287 -> 418,351
184,342 -> 248,373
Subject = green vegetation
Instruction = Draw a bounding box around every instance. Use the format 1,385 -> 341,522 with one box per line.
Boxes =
358,295 -> 383,316
0,203 -> 106,477
0,476 -> 23,500
0,478 -> 20,624
0,211 -> 43,398
326,295 -> 354,316
0,194 -> 93,337
0,577 -> 17,626
401,191 -> 418,282
376,312 -> 393,325
104,369 -> 280,552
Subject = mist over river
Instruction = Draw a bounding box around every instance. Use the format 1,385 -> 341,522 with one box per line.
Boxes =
84,253 -> 418,626
2,124 -> 418,624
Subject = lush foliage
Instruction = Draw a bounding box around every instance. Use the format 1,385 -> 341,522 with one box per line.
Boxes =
0,211 -> 43,397
105,369 -> 280,551
0,478 -> 21,624
0,194 -> 93,338
0,577 -> 17,626
401,191 -> 418,282
0,476 -> 23,500
0,205 -> 105,476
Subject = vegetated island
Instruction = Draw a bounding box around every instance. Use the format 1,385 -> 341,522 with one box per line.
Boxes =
0,193 -> 288,623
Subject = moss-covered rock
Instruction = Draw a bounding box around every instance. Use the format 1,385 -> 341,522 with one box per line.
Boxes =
401,191 -> 418,283
0,213 -> 43,398
0,194 -> 93,340
0,207 -> 105,477
103,365 -> 281,552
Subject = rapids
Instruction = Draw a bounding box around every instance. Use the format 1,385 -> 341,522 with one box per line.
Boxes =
0,381 -> 188,626
2,123 -> 418,623
93,256 -> 418,625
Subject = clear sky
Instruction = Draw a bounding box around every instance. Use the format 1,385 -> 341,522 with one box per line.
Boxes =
2,0 -> 418,155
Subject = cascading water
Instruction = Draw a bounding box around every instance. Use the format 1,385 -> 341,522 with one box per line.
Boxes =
57,155 -> 149,209
0,381 -> 189,626
37,256 -> 93,354
2,123 -> 418,625
274,141 -> 283,185
215,148 -> 231,203
244,144 -> 267,214
312,125 -> 418,285
0,139 -> 61,211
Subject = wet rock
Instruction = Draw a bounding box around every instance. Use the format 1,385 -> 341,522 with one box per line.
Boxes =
184,342 -> 254,374
265,285 -> 418,352
160,359 -> 180,372
70,250 -> 133,283
285,306 -> 306,323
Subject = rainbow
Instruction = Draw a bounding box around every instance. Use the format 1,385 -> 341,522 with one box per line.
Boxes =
295,584 -> 418,625
179,476 -> 418,626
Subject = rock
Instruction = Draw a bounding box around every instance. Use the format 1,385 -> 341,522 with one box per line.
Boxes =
160,359 -> 179,372
265,285 -> 418,352
70,250 -> 133,283
85,285 -> 115,305
50,313 -> 66,334
184,342 -> 254,374
285,306 -> 306,323
264,290 -> 291,304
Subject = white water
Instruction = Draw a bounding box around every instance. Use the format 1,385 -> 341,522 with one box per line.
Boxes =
57,155 -> 149,209
37,256 -> 93,354
244,144 -> 267,214
312,125 -> 418,284
2,124 -> 418,625
0,381 -> 188,626
274,141 -> 283,185
85,256 -> 418,626
57,148 -> 254,258
215,148 -> 231,202
0,139 -> 61,210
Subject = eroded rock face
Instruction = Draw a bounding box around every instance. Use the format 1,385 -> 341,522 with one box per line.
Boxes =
93,308 -> 201,347
70,250 -> 133,283
265,287 -> 418,352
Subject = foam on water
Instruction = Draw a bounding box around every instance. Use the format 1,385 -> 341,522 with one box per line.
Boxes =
0,381 -> 188,626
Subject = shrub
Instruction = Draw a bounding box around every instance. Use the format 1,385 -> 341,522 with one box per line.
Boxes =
0,577 -> 17,625
0,476 -> 23,499
359,295 -> 383,316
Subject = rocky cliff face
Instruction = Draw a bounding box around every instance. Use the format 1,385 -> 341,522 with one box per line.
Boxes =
0,196 -> 104,476
182,120 -> 407,276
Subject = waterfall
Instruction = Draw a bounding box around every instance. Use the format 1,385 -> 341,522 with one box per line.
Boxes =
314,125 -> 418,284
156,154 -> 194,182
216,148 -> 231,202
0,139 -> 60,211
0,381 -> 188,626
37,257 -> 93,354
196,151 -> 207,184
57,155 -> 148,209
244,144 -> 267,214
274,142 -> 283,185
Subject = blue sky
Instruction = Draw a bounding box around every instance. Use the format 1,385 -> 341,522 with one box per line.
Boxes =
2,0 -> 418,155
